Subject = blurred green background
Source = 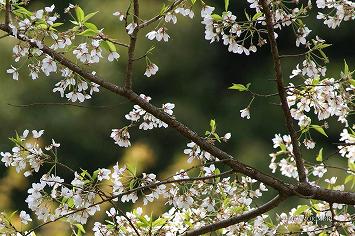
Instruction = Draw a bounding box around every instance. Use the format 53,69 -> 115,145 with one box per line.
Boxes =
0,0 -> 354,234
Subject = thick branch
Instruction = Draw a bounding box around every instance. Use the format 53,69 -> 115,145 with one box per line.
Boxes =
0,23 -> 354,205
260,0 -> 307,182
5,0 -> 10,26
183,194 -> 287,236
125,0 -> 140,89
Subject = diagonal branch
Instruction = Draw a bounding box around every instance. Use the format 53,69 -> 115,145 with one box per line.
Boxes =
260,0 -> 307,183
125,0 -> 140,90
0,23 -> 354,205
183,194 -> 287,236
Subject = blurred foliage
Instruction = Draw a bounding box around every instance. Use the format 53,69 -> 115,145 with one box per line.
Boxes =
0,0 -> 354,235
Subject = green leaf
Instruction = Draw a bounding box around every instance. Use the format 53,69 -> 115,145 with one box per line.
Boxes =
84,22 -> 98,31
74,224 -> 86,234
224,0 -> 229,11
83,11 -> 99,22
75,6 -> 85,22
152,218 -> 167,227
190,0 -> 197,4
78,29 -> 98,37
13,6 -> 33,18
228,83 -> 250,92
252,12 -> 263,21
244,10 -> 250,21
310,125 -> 328,137
106,41 -> 117,52
349,162 -> 355,171
213,133 -> 221,143
70,20 -> 79,26
344,175 -> 353,184
318,49 -> 329,63
316,148 -> 323,162
51,22 -> 64,28
210,119 -> 216,133
294,205 -> 309,215
344,60 -> 349,74
211,14 -> 222,21
92,170 -> 99,180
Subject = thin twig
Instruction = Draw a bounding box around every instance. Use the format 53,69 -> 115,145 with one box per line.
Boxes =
138,0 -> 185,29
279,52 -> 308,59
7,102 -> 128,109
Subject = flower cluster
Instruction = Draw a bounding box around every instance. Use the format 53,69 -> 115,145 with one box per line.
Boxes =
269,134 -> 299,179
53,68 -> 100,103
73,40 -> 103,64
184,142 -> 213,163
338,127 -> 355,162
201,6 -> 262,55
290,59 -> 327,79
287,77 -> 352,128
111,94 -> 175,147
316,0 -> 355,29
0,130 -> 58,177
146,28 -> 170,42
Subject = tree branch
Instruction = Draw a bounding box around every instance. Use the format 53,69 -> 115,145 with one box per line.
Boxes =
5,0 -> 10,26
0,23 -> 354,205
125,0 -> 140,90
260,0 -> 307,183
138,0 -> 185,29
183,194 -> 287,236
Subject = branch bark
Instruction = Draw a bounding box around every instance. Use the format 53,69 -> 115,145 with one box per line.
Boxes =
260,0 -> 307,182
5,0 -> 10,26
125,0 -> 140,90
183,194 -> 287,236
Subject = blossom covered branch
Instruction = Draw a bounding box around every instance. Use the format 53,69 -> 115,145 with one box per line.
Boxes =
0,0 -> 354,235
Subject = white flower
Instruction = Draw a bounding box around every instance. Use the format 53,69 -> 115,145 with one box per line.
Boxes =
290,64 -> 301,78
201,6 -> 215,17
155,28 -> 170,42
303,139 -> 315,149
32,130 -> 44,138
240,107 -> 250,119
41,56 -> 57,76
97,168 -> 111,181
296,26 -> 311,47
111,128 -> 131,147
325,177 -> 337,185
175,8 -> 194,18
45,4 -> 55,13
223,133 -> 232,141
113,11 -> 125,21
20,211 -> 32,225
7,65 -> 19,80
162,103 -> 175,115
144,63 -> 159,77
165,12 -> 177,24
146,31 -> 157,40
108,52 -> 120,62
66,91 -> 85,103
126,23 -> 137,35
312,165 -> 327,177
